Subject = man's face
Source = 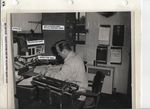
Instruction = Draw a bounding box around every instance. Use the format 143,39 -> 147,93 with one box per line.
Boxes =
56,46 -> 66,59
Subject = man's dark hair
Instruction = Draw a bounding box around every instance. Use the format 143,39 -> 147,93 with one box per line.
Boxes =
55,40 -> 72,52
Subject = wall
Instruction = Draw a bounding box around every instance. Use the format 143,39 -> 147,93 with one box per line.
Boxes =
12,13 -> 42,33
76,12 -> 131,94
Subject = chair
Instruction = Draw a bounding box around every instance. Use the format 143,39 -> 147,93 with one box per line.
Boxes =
75,71 -> 105,109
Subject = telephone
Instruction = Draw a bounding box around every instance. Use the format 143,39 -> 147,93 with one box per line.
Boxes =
15,61 -> 26,70
14,61 -> 29,75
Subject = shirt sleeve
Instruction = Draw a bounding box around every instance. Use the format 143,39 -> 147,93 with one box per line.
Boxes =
51,63 -> 72,81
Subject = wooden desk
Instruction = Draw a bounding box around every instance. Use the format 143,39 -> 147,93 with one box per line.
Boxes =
86,64 -> 114,94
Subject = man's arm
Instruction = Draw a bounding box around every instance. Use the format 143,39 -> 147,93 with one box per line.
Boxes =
47,64 -> 72,81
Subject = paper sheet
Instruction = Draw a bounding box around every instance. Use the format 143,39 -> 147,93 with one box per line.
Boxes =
98,26 -> 110,44
34,65 -> 62,76
17,76 -> 33,86
34,65 -> 48,74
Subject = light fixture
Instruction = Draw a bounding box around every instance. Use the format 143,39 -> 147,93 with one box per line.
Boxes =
98,12 -> 116,18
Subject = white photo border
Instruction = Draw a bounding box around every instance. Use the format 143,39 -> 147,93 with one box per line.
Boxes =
0,0 -> 141,109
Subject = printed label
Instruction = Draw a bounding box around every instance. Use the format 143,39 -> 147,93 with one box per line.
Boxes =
38,56 -> 56,60
12,27 -> 22,31
27,40 -> 44,45
42,25 -> 65,30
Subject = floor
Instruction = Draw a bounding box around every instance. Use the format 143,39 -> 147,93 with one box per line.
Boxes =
17,93 -> 132,109
98,93 -> 132,109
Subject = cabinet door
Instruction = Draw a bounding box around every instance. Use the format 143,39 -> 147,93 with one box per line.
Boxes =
42,13 -> 66,56
42,13 -> 76,56
65,13 -> 76,44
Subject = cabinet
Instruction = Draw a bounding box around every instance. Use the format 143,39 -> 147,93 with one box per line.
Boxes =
42,13 -> 76,56
74,13 -> 87,44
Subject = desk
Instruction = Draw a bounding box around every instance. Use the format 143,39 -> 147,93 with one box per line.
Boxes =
16,74 -> 79,109
86,65 -> 114,94
20,69 -> 38,77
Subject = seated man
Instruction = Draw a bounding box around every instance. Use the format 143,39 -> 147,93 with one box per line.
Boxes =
45,40 -> 88,109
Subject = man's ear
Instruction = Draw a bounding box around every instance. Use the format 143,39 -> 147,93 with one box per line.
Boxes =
62,49 -> 67,54
61,49 -> 66,54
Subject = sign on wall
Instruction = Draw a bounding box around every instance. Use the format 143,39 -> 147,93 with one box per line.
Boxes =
38,56 -> 56,60
42,25 -> 65,30
12,27 -> 22,31
27,40 -> 44,45
110,47 -> 122,64
98,25 -> 111,45
112,25 -> 124,46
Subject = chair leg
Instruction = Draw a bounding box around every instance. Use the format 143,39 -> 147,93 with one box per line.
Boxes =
95,95 -> 101,109
59,95 -> 63,109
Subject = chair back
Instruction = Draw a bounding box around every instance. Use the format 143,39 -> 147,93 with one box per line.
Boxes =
92,71 -> 105,94
83,71 -> 105,109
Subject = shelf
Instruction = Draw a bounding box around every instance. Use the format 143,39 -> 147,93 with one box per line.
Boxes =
75,24 -> 87,33
74,40 -> 85,44
21,55 -> 38,59
76,24 -> 85,26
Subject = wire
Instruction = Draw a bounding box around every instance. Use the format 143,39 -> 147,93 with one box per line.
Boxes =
34,23 -> 40,32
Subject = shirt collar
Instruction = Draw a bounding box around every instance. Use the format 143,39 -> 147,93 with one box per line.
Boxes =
64,51 -> 75,62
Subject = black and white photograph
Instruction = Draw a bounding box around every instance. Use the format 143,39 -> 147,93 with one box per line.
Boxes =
11,12 -> 132,109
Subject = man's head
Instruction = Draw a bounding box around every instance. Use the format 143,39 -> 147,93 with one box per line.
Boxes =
55,40 -> 72,59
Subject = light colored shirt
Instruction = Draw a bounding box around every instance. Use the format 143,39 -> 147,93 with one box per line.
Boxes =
51,51 -> 88,93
